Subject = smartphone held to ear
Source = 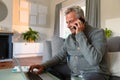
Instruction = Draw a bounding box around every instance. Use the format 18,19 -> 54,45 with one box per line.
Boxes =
73,23 -> 77,29
73,17 -> 85,29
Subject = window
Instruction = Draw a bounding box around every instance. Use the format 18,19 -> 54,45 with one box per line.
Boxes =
60,0 -> 86,38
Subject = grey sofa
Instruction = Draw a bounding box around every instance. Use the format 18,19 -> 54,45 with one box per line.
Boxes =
107,36 -> 120,80
43,36 -> 120,80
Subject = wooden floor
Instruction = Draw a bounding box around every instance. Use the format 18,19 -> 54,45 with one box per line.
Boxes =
0,56 -> 42,69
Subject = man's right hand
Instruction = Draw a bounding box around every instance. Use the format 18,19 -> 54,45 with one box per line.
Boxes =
28,64 -> 45,74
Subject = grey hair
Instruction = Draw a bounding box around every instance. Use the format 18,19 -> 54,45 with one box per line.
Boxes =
65,6 -> 84,18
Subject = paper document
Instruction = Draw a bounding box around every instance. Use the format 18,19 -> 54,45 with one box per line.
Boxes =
12,66 -> 30,72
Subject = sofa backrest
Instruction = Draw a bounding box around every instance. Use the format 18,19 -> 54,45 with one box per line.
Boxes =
107,36 -> 120,52
51,36 -> 65,57
42,36 -> 65,63
42,41 -> 52,63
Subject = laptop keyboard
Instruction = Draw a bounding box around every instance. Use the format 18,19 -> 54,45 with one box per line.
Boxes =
25,72 -> 43,80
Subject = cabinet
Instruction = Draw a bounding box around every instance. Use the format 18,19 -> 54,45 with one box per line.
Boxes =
13,43 -> 43,57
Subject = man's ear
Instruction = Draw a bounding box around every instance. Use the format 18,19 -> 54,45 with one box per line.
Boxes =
79,16 -> 85,23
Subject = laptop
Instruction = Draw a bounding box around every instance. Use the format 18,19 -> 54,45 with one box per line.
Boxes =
12,56 -> 60,80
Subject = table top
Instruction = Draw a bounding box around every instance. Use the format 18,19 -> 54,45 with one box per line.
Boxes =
0,57 -> 60,80
0,68 -> 60,80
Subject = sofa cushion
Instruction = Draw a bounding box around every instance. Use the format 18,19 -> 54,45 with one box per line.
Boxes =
51,36 -> 65,57
107,36 -> 120,52
107,52 -> 120,77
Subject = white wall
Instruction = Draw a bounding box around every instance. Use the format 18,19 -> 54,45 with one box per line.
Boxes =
1,0 -> 120,42
0,0 -> 13,31
101,0 -> 120,36
0,0 -> 51,42
12,0 -> 51,42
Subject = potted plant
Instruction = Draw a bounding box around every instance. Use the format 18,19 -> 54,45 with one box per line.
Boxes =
104,28 -> 112,38
21,28 -> 39,42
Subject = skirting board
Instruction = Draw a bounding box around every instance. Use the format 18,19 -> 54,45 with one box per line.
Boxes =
13,53 -> 43,58
0,59 -> 12,62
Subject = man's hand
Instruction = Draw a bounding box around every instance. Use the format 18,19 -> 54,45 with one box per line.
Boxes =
29,64 -> 45,74
72,18 -> 85,34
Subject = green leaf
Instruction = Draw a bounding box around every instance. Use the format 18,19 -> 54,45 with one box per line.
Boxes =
104,28 -> 112,38
21,28 -> 39,42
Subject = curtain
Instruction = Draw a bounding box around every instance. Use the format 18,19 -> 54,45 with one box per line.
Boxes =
53,3 -> 62,36
85,0 -> 101,28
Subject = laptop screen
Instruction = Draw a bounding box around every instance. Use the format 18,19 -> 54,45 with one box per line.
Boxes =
12,56 -> 28,80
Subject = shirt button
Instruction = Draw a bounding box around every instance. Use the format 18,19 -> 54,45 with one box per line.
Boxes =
77,47 -> 80,50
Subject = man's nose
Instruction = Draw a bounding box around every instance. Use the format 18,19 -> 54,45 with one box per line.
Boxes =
67,23 -> 71,28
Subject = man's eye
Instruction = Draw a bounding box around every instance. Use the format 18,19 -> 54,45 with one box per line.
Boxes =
66,20 -> 74,24
69,20 -> 73,24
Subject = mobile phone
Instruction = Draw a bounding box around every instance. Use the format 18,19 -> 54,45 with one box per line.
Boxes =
73,17 -> 85,29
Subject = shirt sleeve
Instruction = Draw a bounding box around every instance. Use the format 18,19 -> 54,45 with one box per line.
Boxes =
75,29 -> 107,66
